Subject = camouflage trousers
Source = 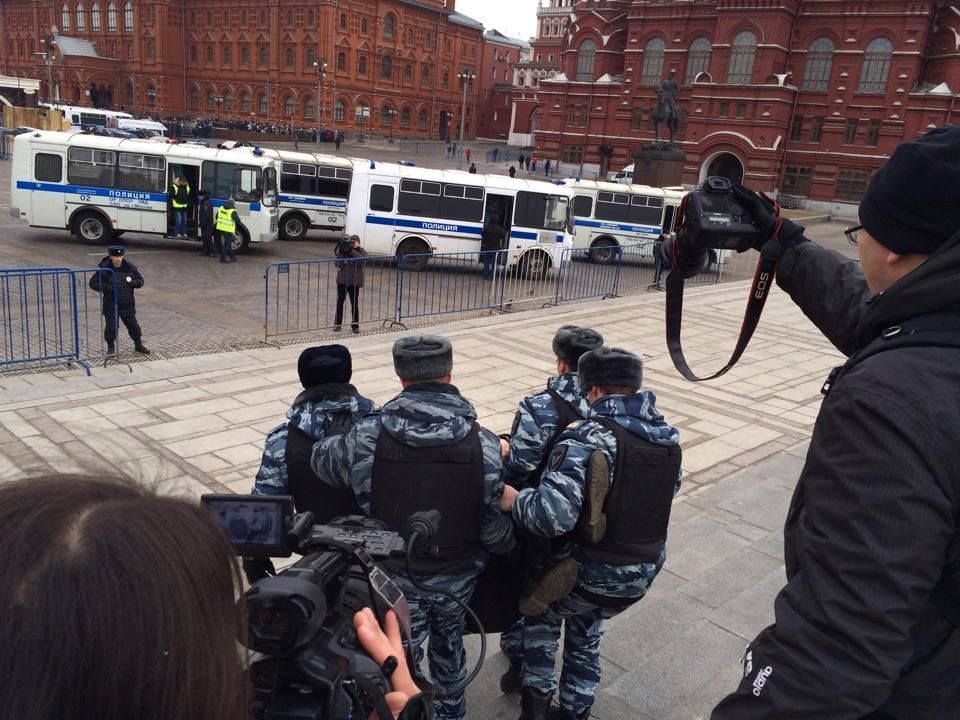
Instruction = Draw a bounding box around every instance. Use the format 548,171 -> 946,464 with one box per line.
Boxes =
502,594 -> 626,715
393,572 -> 478,720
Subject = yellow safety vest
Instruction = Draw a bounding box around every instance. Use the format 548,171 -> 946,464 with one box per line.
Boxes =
215,206 -> 236,233
171,182 -> 190,209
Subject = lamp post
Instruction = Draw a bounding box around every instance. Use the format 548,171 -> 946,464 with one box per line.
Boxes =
33,45 -> 55,104
213,94 -> 224,123
384,107 -> 397,142
457,69 -> 474,168
313,57 -> 327,144
146,87 -> 157,114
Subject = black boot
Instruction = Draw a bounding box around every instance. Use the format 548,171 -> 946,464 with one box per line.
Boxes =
519,686 -> 552,720
106,341 -> 115,354
548,707 -> 590,720
500,657 -> 522,694
519,557 -> 578,616
134,342 -> 151,355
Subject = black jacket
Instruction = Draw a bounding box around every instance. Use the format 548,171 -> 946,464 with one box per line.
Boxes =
335,246 -> 367,287
481,222 -> 505,252
88,257 -> 144,310
712,230 -> 960,719
198,199 -> 214,231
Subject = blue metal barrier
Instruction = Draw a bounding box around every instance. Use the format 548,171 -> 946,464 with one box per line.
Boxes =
396,250 -> 507,321
555,246 -> 623,303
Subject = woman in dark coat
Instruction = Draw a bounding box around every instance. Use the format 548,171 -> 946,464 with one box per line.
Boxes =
334,235 -> 367,332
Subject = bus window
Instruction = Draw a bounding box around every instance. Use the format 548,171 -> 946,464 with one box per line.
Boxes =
202,161 -> 262,202
34,153 -> 63,182
573,195 -> 593,218
596,192 -> 630,222
515,191 -> 569,230
629,195 -> 664,225
280,163 -> 315,194
118,152 -> 165,192
80,112 -> 108,127
662,205 -> 676,234
370,184 -> 394,212
315,166 -> 351,198
67,147 -> 116,187
398,179 -> 441,216
441,184 -> 484,221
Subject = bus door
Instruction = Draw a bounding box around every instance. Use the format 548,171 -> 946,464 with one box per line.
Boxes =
167,161 -> 201,236
485,194 -> 513,261
31,150 -> 66,229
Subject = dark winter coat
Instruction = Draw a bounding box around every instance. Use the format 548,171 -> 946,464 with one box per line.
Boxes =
712,229 -> 960,719
335,246 -> 367,287
480,222 -> 505,252
88,257 -> 144,311
198,198 -> 214,232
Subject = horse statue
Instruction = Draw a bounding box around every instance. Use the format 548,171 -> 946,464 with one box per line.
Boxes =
652,70 -> 680,144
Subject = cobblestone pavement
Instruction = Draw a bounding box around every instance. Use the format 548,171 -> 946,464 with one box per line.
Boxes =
0,277 -> 843,719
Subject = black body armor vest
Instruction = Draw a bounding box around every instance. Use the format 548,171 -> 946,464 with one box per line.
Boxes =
580,417 -> 681,566
370,423 -> 485,575
286,414 -> 363,523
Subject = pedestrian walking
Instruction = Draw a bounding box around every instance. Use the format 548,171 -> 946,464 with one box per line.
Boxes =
711,125 -> 960,719
519,153 -> 525,169
509,165 -> 516,178
334,234 -> 366,333
469,162 -> 477,174
197,190 -> 216,256
335,133 -> 342,151
216,198 -> 239,263
88,246 -> 151,355
480,212 -> 505,280
311,335 -> 516,720
168,176 -> 190,239
465,148 -> 471,163
500,347 -> 681,720
544,159 -> 551,176
531,158 -> 538,172
447,143 -> 452,157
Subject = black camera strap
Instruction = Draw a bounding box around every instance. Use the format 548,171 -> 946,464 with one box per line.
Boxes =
665,243 -> 779,382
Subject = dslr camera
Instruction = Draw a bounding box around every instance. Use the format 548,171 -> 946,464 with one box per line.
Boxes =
202,494 -> 429,720
337,236 -> 358,256
658,176 -> 760,278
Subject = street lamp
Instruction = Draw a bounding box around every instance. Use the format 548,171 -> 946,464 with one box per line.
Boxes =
313,57 -> 327,144
213,94 -> 224,122
457,69 -> 475,167
146,87 -> 156,112
384,107 -> 397,142
33,45 -> 55,105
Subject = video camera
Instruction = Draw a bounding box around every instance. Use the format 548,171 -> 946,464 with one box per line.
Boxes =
202,494 -> 428,720
337,236 -> 358,256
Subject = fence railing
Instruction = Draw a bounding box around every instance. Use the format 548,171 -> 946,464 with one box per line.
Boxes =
0,267 -> 120,374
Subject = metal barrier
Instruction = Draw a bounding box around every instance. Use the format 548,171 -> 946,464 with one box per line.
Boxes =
0,267 -> 119,374
397,251 -> 505,320
555,246 -> 626,303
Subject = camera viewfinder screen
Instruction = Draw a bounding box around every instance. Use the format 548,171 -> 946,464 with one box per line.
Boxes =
204,496 -> 289,554
698,194 -> 731,215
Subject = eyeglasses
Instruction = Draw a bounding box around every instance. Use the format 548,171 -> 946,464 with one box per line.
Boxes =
844,225 -> 863,245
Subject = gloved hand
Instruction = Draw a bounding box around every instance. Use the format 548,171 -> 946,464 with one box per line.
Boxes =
242,556 -> 277,584
731,185 -> 778,250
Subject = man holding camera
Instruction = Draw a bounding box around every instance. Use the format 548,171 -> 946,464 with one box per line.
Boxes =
711,126 -> 960,718
500,347 -> 682,720
335,234 -> 366,333
311,335 -> 515,720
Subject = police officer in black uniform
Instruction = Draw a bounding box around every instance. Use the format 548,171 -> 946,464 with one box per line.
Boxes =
88,246 -> 150,355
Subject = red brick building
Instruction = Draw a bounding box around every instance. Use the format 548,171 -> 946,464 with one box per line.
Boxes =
478,29 -> 530,140
0,0 -> 485,140
517,0 -> 960,211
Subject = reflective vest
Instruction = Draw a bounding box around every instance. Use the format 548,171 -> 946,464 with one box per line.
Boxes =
171,182 -> 190,209
215,206 -> 236,234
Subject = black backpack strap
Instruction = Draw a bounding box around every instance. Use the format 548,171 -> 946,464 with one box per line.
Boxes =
324,409 -> 355,436
546,388 -> 583,430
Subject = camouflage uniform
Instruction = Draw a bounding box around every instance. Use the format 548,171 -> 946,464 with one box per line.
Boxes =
311,383 -> 515,720
509,392 -> 681,716
253,388 -> 376,497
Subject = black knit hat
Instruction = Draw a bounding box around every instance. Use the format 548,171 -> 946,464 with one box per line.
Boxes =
552,325 -> 604,367
297,344 -> 352,388
393,335 -> 453,382
578,347 -> 642,392
859,125 -> 960,255
107,245 -> 124,257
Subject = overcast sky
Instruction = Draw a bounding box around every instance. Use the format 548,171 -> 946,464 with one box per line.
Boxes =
456,0 -> 540,42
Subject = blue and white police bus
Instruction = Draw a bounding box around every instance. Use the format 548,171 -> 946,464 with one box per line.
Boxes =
239,147 -> 352,240
9,130 -> 279,251
344,160 -> 573,274
569,179 -> 687,263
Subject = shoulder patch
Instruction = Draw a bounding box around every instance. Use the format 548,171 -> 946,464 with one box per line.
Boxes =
547,443 -> 568,472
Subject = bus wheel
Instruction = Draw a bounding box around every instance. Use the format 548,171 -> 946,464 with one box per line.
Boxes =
72,211 -> 114,245
520,250 -> 551,280
280,213 -> 308,241
233,227 -> 251,254
397,238 -> 430,271
590,237 -> 619,265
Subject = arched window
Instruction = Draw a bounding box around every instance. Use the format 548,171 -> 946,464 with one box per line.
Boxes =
727,30 -> 757,84
285,47 -> 294,68
145,85 -> 156,105
76,4 -> 85,31
380,105 -> 395,125
400,107 -> 410,127
240,93 -> 250,113
334,99 -> 345,122
61,4 -> 71,31
356,102 -> 369,123
418,109 -> 427,129
286,10 -> 293,26
260,10 -> 266,26
258,94 -> 267,114
421,66 -> 430,85
284,95 -> 294,116
361,18 -> 368,34
207,91 -> 216,110
381,56 -> 392,80
189,88 -> 198,108
223,92 -> 232,112
224,10 -> 229,25
858,37 -> 893,92
384,13 -> 395,40
307,10 -> 314,25
337,52 -> 346,71
575,39 -> 596,82
306,48 -> 315,67
425,32 -> 432,50
407,29 -> 414,46
340,13 -> 347,30
122,81 -> 133,105
358,56 -> 367,74
803,37 -> 834,90
442,70 -> 449,89
206,46 -> 213,64
304,97 -> 314,118
641,37 -> 665,85
91,2 -> 101,31
223,45 -> 232,65
107,1 -> 116,31
404,64 -> 412,83
123,1 -> 132,31
685,37 -> 711,84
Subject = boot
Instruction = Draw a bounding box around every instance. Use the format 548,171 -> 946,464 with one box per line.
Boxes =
134,342 -> 151,355
106,341 -> 115,354
519,557 -> 578,616
577,450 -> 611,543
519,686 -> 553,720
500,657 -> 522,694
548,707 -> 590,720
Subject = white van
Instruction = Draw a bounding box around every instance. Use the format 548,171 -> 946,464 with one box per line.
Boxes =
609,164 -> 634,184
117,118 -> 168,137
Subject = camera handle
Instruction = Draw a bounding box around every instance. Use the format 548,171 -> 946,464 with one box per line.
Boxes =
665,195 -> 782,381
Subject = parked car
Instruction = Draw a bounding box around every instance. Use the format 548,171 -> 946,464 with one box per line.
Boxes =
609,164 -> 634,184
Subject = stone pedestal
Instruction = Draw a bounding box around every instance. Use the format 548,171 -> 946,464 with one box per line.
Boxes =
631,143 -> 686,187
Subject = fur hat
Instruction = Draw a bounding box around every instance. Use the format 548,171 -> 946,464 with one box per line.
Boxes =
552,325 -> 604,368
393,335 -> 453,382
297,344 -> 352,388
578,346 -> 642,392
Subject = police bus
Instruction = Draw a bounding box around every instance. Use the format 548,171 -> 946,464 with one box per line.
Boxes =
239,147 -> 352,241
345,160 -> 573,275
40,103 -> 132,129
9,130 -> 279,251
569,179 -> 687,264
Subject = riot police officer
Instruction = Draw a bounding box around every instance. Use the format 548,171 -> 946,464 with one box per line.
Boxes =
88,245 -> 150,355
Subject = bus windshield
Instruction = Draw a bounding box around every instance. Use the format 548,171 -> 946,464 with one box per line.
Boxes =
263,167 -> 278,206
202,161 -> 263,203
545,195 -> 569,231
515,191 -> 570,231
